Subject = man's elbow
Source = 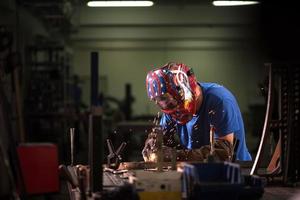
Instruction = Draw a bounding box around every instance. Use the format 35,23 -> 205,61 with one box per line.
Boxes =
218,133 -> 234,144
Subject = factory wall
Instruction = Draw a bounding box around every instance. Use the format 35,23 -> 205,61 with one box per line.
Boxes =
72,49 -> 265,115
71,5 -> 265,116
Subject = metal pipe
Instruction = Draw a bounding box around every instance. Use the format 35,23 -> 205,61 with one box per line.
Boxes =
250,63 -> 273,175
70,128 -> 75,166
88,52 -> 103,193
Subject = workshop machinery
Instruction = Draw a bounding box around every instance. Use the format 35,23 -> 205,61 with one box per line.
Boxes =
61,55 -> 266,199
61,137 -> 265,200
60,110 -> 265,200
250,63 -> 300,185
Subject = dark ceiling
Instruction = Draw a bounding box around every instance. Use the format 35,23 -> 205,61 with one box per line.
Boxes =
16,0 -> 300,61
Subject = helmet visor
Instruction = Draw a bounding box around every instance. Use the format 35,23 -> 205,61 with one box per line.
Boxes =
154,93 -> 178,110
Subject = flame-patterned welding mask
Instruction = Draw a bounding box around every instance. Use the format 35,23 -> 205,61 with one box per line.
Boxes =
146,62 -> 198,124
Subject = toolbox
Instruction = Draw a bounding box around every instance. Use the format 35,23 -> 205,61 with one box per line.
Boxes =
182,161 -> 265,200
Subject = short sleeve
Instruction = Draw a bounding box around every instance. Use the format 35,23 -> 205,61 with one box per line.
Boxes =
212,99 -> 240,137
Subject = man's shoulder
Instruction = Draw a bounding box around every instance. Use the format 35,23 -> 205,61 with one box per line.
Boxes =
200,82 -> 233,99
200,83 -> 238,112
199,82 -> 221,89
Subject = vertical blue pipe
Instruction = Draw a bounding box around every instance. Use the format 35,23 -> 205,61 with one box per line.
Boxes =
89,51 -> 102,192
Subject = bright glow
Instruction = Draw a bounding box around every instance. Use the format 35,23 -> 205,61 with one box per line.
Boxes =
87,1 -> 154,7
212,1 -> 259,6
149,153 -> 157,162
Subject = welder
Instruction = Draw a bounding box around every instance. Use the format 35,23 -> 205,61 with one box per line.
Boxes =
143,62 -> 252,162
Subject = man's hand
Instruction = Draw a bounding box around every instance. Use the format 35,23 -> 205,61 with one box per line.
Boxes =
213,139 -> 234,161
175,139 -> 233,162
175,139 -> 234,162
142,128 -> 177,162
142,131 -> 158,162
142,130 -> 233,162
143,145 -> 176,162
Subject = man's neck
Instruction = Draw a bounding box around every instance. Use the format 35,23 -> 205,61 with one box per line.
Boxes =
194,84 -> 203,114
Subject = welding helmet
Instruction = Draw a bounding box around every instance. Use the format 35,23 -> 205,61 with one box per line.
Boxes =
146,62 -> 198,124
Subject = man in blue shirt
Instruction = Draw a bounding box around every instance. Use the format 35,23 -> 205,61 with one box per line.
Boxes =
143,62 -> 252,162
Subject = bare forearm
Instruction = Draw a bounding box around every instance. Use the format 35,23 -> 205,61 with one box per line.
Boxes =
218,132 -> 234,144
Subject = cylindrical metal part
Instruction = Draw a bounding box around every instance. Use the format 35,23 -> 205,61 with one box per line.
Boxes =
70,128 -> 75,166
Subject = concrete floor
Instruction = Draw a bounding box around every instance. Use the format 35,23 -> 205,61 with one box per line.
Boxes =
263,186 -> 300,200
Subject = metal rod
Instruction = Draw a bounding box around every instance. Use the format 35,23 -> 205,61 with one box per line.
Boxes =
250,63 -> 273,175
88,114 -> 93,194
116,142 -> 127,155
70,128 -> 75,166
107,139 -> 115,154
89,51 -> 103,193
156,126 -> 163,172
209,124 -> 215,156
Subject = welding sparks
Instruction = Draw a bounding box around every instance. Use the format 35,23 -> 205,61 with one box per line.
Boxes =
152,112 -> 161,126
193,124 -> 199,130
167,139 -> 173,143
169,128 -> 175,133
153,117 -> 157,125
208,110 -> 216,115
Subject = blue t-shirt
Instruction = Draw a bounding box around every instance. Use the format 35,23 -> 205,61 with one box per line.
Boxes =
160,82 -> 252,161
